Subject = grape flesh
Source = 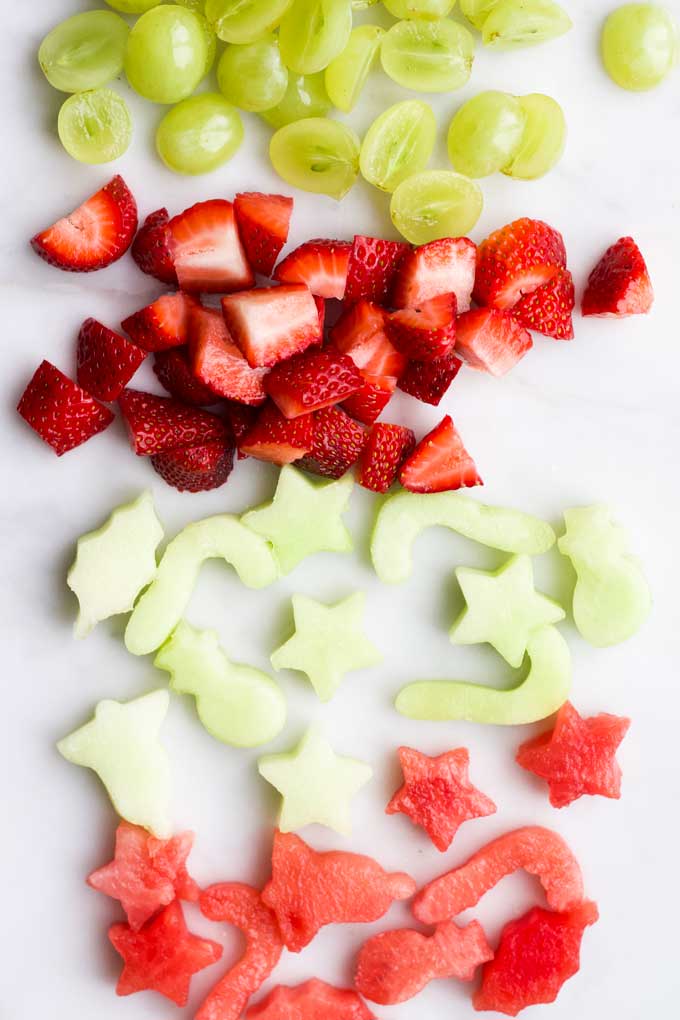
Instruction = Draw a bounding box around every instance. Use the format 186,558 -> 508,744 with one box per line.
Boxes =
460,0 -> 500,29
383,0 -> 456,17
260,73 -> 331,128
279,0 -> 353,75
58,88 -> 132,164
482,0 -> 572,49
502,93 -> 566,179
360,100 -> 437,192
270,117 -> 360,199
124,6 -> 208,104
157,93 -> 244,174
205,0 -> 292,44
218,35 -> 288,112
601,4 -> 678,91
325,25 -> 384,113
447,90 -> 526,178
39,11 -> 129,94
390,170 -> 483,244
105,0 -> 161,11
381,19 -> 475,92
176,0 -> 206,11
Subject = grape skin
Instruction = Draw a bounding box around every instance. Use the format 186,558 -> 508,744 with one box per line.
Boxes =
157,93 -> 244,174
217,35 -> 289,113
601,3 -> 679,91
279,0 -> 353,75
360,100 -> 437,192
381,19 -> 475,92
390,169 -> 483,243
260,73 -> 332,128
325,25 -> 384,113
502,93 -> 566,179
383,0 -> 456,18
39,11 -> 129,94
205,0 -> 293,44
460,0 -> 500,29
58,88 -> 132,164
482,0 -> 572,49
270,117 -> 361,199
447,91 -> 526,179
124,6 -> 209,104
105,0 -> 162,11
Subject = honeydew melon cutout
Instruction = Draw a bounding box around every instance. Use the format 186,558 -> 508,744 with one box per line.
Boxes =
372,490 -> 556,585
68,491 -> 164,638
155,621 -> 286,748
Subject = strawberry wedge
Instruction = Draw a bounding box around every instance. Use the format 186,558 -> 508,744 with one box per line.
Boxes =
189,305 -> 267,406
331,300 -> 407,381
274,239 -> 351,299
76,319 -> 147,402
131,208 -> 177,285
221,284 -> 322,368
391,238 -> 477,313
299,405 -> 367,479
582,237 -> 653,317
118,388 -> 228,457
386,293 -> 457,362
239,402 -> 314,465
400,416 -> 482,494
265,348 -> 362,419
234,192 -> 293,277
456,308 -> 533,376
17,361 -> 114,456
122,293 -> 199,352
344,235 -> 410,304
474,218 -> 567,309
169,200 -> 254,294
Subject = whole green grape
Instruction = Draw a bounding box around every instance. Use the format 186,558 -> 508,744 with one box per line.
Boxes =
197,15 -> 218,78
58,88 -> 132,164
325,25 -> 384,113
260,73 -> 332,128
218,35 -> 288,112
157,93 -> 244,174
460,0 -> 500,29
381,19 -> 475,92
601,4 -> 678,90
279,0 -> 353,75
105,0 -> 161,11
205,0 -> 293,43
482,0 -> 572,48
502,93 -> 566,178
270,117 -> 361,198
447,91 -> 526,178
39,11 -> 129,93
383,0 -> 456,17
390,169 -> 483,243
360,100 -> 437,192
125,6 -> 208,104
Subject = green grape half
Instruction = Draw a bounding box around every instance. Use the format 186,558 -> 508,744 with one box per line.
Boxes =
360,100 -> 436,192
279,0 -> 353,75
601,4 -> 678,91
205,0 -> 292,44
260,73 -> 332,128
390,169 -> 483,244
447,90 -> 526,178
39,11 -> 129,94
105,0 -> 161,11
381,19 -> 475,92
460,0 -> 500,29
502,93 -> 566,178
218,35 -> 288,112
325,25 -> 384,113
482,0 -> 572,49
125,6 -> 208,104
353,0 -> 378,6
58,88 -> 132,164
175,0 -> 206,11
383,0 -> 457,18
157,93 -> 244,174
270,117 -> 361,198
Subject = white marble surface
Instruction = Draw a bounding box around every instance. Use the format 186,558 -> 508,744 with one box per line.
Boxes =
3,2 -> 680,1017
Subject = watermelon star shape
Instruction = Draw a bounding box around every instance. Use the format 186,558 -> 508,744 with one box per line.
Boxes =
271,592 -> 383,701
450,554 -> 565,667
258,726 -> 373,836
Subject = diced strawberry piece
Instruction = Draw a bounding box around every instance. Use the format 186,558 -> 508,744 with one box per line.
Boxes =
474,218 -> 567,309
398,350 -> 463,406
118,388 -> 228,457
152,437 -> 235,493
17,360 -> 115,456
386,293 -> 457,362
153,348 -> 218,406
330,300 -> 407,380
234,192 -> 293,277
513,268 -> 575,340
76,318 -> 147,401
222,284 -> 322,368
299,405 -> 367,479
223,401 -> 258,458
357,423 -> 416,494
265,348 -> 362,419
344,235 -> 410,304
392,238 -> 477,313
169,200 -> 255,294
399,415 -> 482,494
342,375 -> 395,425
189,305 -> 268,406
274,238 -> 351,299
121,292 -> 199,352
582,236 -> 653,317
131,208 -> 178,285
239,402 -> 314,465
314,296 -> 326,337
31,175 -> 137,273
456,308 -> 533,377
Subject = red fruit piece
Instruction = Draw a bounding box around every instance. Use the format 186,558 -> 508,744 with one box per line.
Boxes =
153,348 -> 218,406
344,234 -> 410,304
516,701 -> 631,809
456,308 -> 533,376
386,746 -> 496,852
222,284 -> 321,368
121,291 -> 199,352
76,318 -> 146,401
513,268 -> 575,340
131,207 -> 177,285
473,901 -> 599,1016
246,980 -> 376,1020
392,237 -> 477,312
118,388 -> 228,457
87,822 -> 199,931
110,900 -> 222,1007
190,305 -> 268,405
235,192 -> 293,277
314,296 -> 326,337
197,883 -> 284,1020
169,199 -> 255,294
299,405 -> 367,479
274,238 -> 351,299
265,348 -> 362,419
357,422 -> 415,494
413,826 -> 586,925
239,402 -> 314,465
398,350 -> 463,406
473,218 -> 567,309
31,175 -> 137,273
224,401 -> 258,458
331,299 -> 407,380
582,236 -> 653,317
17,360 -> 114,456
152,438 -> 235,493
355,920 -> 493,1005
386,292 -> 457,362
261,830 -> 416,953
399,415 -> 481,494
342,376 -> 395,425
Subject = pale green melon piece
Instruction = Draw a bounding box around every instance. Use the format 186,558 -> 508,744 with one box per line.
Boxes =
558,505 -> 651,647
125,515 -> 278,657
395,625 -> 571,725
371,490 -> 556,585
155,621 -> 286,747
57,689 -> 172,837
68,491 -> 164,638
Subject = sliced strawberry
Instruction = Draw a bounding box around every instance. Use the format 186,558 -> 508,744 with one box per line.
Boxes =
17,360 -> 114,456
456,308 -> 532,376
121,292 -> 199,352
118,388 -> 227,457
330,300 -> 407,380
474,218 -> 567,309
386,293 -> 457,362
344,235 -> 410,304
513,268 -> 575,339
189,305 -> 267,406
223,401 -> 258,458
357,423 -> 416,494
239,401 -> 314,465
169,200 -> 254,294
234,192 -> 293,277
131,208 -> 177,285
398,350 -> 463,406
221,284 -> 321,368
391,238 -> 477,313
274,238 -> 351,299
31,175 -> 137,273
298,405 -> 367,479
315,296 -> 326,337
582,236 -> 653,317
153,348 -> 218,406
342,375 -> 395,425
399,415 -> 482,493
265,348 -> 362,419
152,437 -> 235,493
76,318 -> 147,401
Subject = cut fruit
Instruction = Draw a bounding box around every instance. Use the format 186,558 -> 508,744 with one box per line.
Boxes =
239,403 -> 314,465
265,348 -> 362,418
222,284 -> 322,368
152,438 -> 235,493
344,234 -> 410,304
398,350 -> 463,406
512,268 -> 574,340
482,0 -> 573,50
581,236 -> 653,317
325,24 -> 384,113
189,304 -> 268,405
246,980 -> 376,1020
298,405 -> 367,479
169,199 -> 255,293
121,292 -> 199,352
153,348 -> 218,406
76,318 -> 147,401
274,238 -> 351,299
473,217 -> 566,309
234,192 -> 293,277
391,237 -> 477,312
17,360 -> 114,456
399,415 -> 482,494
357,422 -> 415,494
342,376 -> 395,424
118,388 -> 228,457
456,307 -> 533,376
360,99 -> 437,193
330,299 -> 407,380
386,292 -> 457,362
131,207 -> 177,285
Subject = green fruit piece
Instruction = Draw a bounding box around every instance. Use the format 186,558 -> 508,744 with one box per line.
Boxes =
501,92 -> 566,180
601,3 -> 679,91
460,0 -> 500,29
390,169 -> 483,244
242,465 -> 354,575
125,515 -> 278,657
371,490 -> 556,585
360,99 -> 437,193
106,0 -> 161,11
124,5 -> 208,104
156,93 -> 244,175
325,24 -> 384,113
39,10 -> 130,93
155,621 -> 286,747
447,90 -> 527,179
279,0 -> 353,75
58,88 -> 132,164
396,625 -> 571,725
258,725 -> 373,835
482,0 -> 572,49
271,592 -> 382,702
384,0 -> 456,15
57,690 -> 172,837
217,34 -> 289,113
557,505 -> 652,647
260,72 -> 331,128
205,0 -> 292,43
68,492 -> 164,639
269,117 -> 361,199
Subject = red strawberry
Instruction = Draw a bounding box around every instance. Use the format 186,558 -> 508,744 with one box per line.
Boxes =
399,415 -> 482,493
76,318 -> 147,401
398,350 -> 463,406
169,200 -> 254,294
265,348 -> 362,419
274,238 -> 351,299
118,388 -> 228,457
330,300 -> 407,380
17,360 -> 114,456
315,296 -> 326,337
234,192 -> 293,277
239,402 -> 314,465
122,292 -> 199,352
152,437 -> 235,493
456,308 -> 533,376
31,175 -> 137,273
386,293 -> 457,362
392,238 -> 477,313
344,235 -> 410,304
131,208 -> 177,285
223,401 -> 258,458
513,268 -> 575,339
357,423 -> 416,494
298,405 -> 367,479
189,305 -> 267,406
153,348 -> 218,406
474,218 -> 567,309
221,284 -> 321,368
582,236 -> 653,317
342,376 -> 395,425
